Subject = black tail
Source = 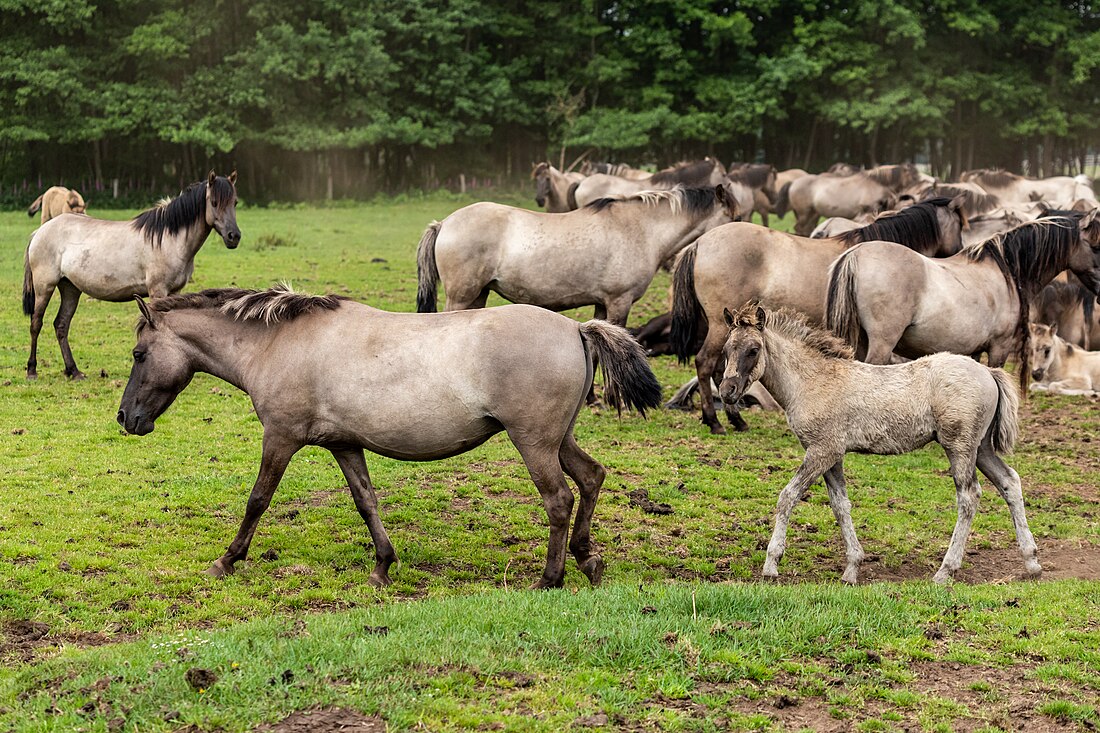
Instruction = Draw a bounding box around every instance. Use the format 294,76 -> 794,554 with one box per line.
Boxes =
415,221 -> 441,313
566,181 -> 580,210
579,321 -> 662,416
22,242 -> 34,316
774,181 -> 792,218
670,243 -> 702,364
27,194 -> 43,218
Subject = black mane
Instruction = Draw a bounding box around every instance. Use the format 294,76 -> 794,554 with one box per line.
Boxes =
835,197 -> 954,254
727,164 -> 775,190
131,177 -> 235,246
650,159 -> 721,187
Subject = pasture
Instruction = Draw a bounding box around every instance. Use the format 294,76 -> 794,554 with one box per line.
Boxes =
1,196 -> 1098,731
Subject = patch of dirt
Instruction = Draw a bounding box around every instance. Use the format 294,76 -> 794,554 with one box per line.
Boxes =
255,706 -> 385,732
1020,399 -> 1100,476
0,620 -> 132,663
859,538 -> 1100,584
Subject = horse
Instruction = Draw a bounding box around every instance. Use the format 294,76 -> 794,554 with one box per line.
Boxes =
1028,323 -> 1100,396
573,159 -> 727,207
532,162 -> 585,212
27,186 -> 86,223
23,170 -> 241,380
810,214 -> 873,239
417,184 -> 740,326
776,170 -> 900,236
580,161 -> 652,180
717,303 -> 1041,584
826,213 -> 1100,392
116,286 -> 662,588
670,196 -> 967,434
962,169 -> 1099,207
1032,279 -> 1098,350
726,164 -> 778,226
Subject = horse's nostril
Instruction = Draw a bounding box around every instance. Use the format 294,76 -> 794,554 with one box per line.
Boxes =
116,409 -> 125,425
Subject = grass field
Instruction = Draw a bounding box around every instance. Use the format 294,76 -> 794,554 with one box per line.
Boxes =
0,194 -> 1098,731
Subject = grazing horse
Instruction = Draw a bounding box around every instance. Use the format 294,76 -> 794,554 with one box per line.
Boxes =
826,213 -> 1100,390
417,185 -> 740,325
532,162 -> 585,212
27,186 -> 86,223
777,170 -> 900,236
573,159 -> 727,207
116,287 -> 662,588
1028,323 -> 1100,396
670,196 -> 967,434
718,304 -> 1041,584
23,171 -> 240,380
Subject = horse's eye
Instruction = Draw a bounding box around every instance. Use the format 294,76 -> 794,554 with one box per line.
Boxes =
1044,349 -> 1051,356
747,347 -> 759,359
133,350 -> 145,363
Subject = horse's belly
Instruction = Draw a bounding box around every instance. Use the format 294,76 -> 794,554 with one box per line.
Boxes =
60,249 -> 146,301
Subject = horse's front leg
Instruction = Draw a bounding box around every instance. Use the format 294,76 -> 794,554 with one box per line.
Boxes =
822,460 -> 865,584
331,448 -> 397,587
762,450 -> 836,580
208,434 -> 299,577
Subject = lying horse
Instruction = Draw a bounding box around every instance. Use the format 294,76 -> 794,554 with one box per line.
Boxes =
1029,323 -> 1100,397
23,170 -> 240,380
27,186 -> 86,223
117,286 -> 662,588
718,303 -> 1041,584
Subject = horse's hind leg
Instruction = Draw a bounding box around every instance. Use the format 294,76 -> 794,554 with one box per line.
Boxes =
54,279 -> 85,379
208,434 -> 299,577
332,448 -> 398,587
444,285 -> 491,311
512,436 -> 574,589
26,284 -> 56,380
976,438 -> 1042,578
559,434 -> 607,585
696,331 -> 730,434
933,445 -> 982,584
822,460 -> 865,584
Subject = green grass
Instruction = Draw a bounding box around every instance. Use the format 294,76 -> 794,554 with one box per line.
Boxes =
1,195 -> 1099,731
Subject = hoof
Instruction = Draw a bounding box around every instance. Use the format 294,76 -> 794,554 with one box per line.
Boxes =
368,570 -> 393,588
529,576 -> 564,590
707,423 -> 727,436
931,569 -> 953,585
205,560 -> 234,578
760,570 -> 779,583
66,370 -> 86,381
841,569 -> 860,585
1024,560 -> 1042,579
26,373 -> 37,381
579,555 -> 605,586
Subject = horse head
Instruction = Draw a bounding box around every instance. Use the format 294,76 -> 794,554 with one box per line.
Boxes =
1069,209 -> 1100,298
532,162 -> 551,207
206,170 -> 241,249
117,298 -> 195,436
1028,323 -> 1058,381
717,303 -> 767,405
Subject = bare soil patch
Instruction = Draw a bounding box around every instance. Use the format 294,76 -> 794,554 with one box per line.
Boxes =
255,706 -> 385,732
859,538 -> 1100,584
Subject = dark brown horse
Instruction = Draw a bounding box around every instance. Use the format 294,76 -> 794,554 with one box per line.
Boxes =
117,286 -> 661,588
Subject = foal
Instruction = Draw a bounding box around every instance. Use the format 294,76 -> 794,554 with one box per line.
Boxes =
718,304 -> 1042,584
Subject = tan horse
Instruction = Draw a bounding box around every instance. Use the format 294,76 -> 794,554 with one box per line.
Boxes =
726,164 -> 778,226
117,287 -> 661,588
962,169 -> 1098,207
27,186 -> 86,223
1028,323 -> 1100,396
777,171 -> 899,236
670,196 -> 967,433
826,214 -> 1100,390
532,162 -> 585,212
718,304 -> 1040,584
23,171 -> 241,380
572,159 -> 727,207
580,161 -> 652,180
417,185 -> 740,325
1032,280 -> 1099,350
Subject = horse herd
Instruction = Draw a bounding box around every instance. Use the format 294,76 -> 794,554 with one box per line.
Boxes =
17,159 -> 1100,589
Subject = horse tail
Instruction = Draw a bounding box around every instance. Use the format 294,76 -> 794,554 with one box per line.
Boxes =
579,320 -> 662,417
27,194 -> 43,218
774,181 -> 792,218
22,239 -> 35,316
988,368 -> 1020,454
566,181 -> 580,210
825,248 -> 862,346
415,221 -> 441,313
670,242 -> 702,364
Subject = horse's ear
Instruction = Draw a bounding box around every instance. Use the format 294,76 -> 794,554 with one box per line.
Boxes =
208,169 -> 216,187
135,296 -> 156,329
1080,207 -> 1098,230
723,307 -> 735,327
1050,323 -> 1058,338
228,170 -> 238,186
949,194 -> 970,230
714,183 -> 728,205
754,306 -> 766,331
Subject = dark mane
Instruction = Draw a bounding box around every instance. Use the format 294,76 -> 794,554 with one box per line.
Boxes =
1035,279 -> 1092,327
727,164 -> 775,190
923,184 -> 1000,216
142,285 -> 347,328
834,197 -> 952,253
762,307 -> 854,359
865,165 -> 905,187
585,186 -> 718,216
650,159 -> 720,186
531,162 -> 550,179
131,177 -> 235,247
964,168 -> 1022,188
966,217 -> 1082,389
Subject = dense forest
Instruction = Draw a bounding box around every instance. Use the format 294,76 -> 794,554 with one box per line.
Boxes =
3,0 -> 1100,202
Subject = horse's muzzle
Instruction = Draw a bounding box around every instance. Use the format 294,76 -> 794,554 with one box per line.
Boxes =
1031,369 -> 1045,381
117,408 -> 154,436
224,229 -> 241,249
718,376 -> 746,405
